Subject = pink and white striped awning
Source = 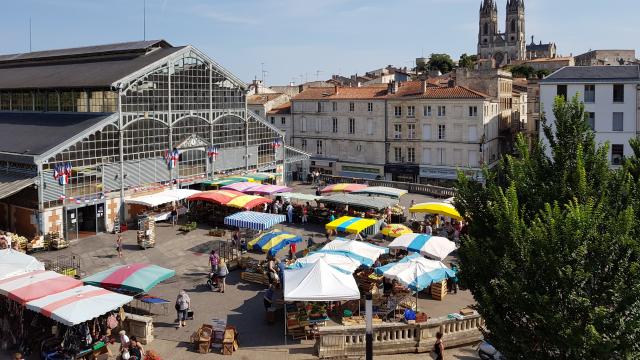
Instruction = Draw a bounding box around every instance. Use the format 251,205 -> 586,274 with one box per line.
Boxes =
26,285 -> 133,326
0,270 -> 82,305
249,184 -> 292,195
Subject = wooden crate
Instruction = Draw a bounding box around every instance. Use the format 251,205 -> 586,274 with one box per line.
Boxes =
240,271 -> 269,286
431,280 -> 447,301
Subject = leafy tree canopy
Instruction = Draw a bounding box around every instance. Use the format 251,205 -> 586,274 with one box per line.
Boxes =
455,95 -> 640,359
427,53 -> 455,74
459,53 -> 478,70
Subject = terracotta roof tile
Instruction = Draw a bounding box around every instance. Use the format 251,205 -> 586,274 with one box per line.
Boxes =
268,102 -> 291,115
387,81 -> 488,99
247,93 -> 285,105
292,86 -> 388,100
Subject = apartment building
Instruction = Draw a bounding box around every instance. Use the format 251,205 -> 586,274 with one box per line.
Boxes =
290,86 -> 388,179
540,65 -> 640,165
267,102 -> 293,145
386,81 -> 501,183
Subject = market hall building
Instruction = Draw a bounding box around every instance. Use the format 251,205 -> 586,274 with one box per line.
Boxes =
0,40 -> 308,240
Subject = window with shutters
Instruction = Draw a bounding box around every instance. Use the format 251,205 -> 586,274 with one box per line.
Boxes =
332,117 -> 338,133
281,117 -> 286,125
367,102 -> 373,112
468,150 -> 478,167
366,118 -> 374,135
437,106 -> 446,117
394,124 -> 402,139
438,124 -> 446,140
468,125 -> 478,141
422,124 -> 431,140
315,118 -> 321,133
332,102 -> 337,111
468,106 -> 478,117
612,144 -> 624,165
301,118 -> 307,132
301,139 -> 307,150
586,112 -> 595,130
613,112 -> 624,131
423,105 -> 432,117
349,118 -> 355,134
407,148 -> 415,163
613,84 -> 624,103
316,140 -> 323,155
437,148 -> 446,165
407,124 -> 416,139
349,102 -> 355,112
453,149 -> 462,166
394,147 -> 402,162
407,106 -> 415,118
394,106 -> 402,117
584,85 -> 595,103
422,148 -> 431,165
270,116 -> 275,124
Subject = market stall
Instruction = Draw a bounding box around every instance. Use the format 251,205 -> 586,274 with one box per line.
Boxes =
352,186 -> 408,199
82,263 -> 176,294
248,184 -> 292,195
25,285 -> 132,327
381,224 -> 413,238
284,258 -> 361,339
225,195 -> 272,210
0,249 -> 45,280
388,233 -> 457,261
319,193 -> 397,211
0,270 -> 82,304
242,172 -> 278,182
247,230 -> 302,256
291,251 -> 363,274
126,188 -> 199,221
325,216 -> 378,235
320,183 -> 368,194
281,193 -> 323,203
320,238 -> 388,267
409,202 -> 462,220
221,182 -> 262,192
187,189 -> 245,204
376,253 -> 455,305
224,211 -> 286,231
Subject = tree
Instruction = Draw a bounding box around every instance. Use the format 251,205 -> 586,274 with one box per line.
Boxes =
508,64 -> 536,78
455,94 -> 640,359
427,53 -> 454,74
459,53 -> 478,70
536,69 -> 551,79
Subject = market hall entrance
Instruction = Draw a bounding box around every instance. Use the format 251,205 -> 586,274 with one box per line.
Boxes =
65,203 -> 106,240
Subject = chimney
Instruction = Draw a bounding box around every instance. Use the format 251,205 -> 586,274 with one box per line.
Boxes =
334,85 -> 339,95
252,79 -> 260,95
421,80 -> 427,94
447,78 -> 455,88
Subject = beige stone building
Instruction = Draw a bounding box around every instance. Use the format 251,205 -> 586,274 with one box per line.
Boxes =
385,81 -> 501,183
267,102 -> 293,145
290,86 -> 388,179
574,50 -> 636,66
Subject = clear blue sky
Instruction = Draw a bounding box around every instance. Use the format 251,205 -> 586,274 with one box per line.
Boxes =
1,0 -> 638,85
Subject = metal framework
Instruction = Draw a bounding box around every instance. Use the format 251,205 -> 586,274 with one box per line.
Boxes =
29,46 -> 305,210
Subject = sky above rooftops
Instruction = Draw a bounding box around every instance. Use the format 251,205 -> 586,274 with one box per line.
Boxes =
1,0 -> 638,85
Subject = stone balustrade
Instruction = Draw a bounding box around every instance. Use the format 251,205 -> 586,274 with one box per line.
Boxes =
316,314 -> 484,358
318,175 -> 457,198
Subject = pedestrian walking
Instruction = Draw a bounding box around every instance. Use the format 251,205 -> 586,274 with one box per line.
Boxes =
286,202 -> 294,223
301,203 -> 309,224
170,206 -> 178,227
116,234 -> 123,258
209,250 -> 219,274
175,290 -> 191,328
410,199 -> 415,220
263,284 -> 275,310
217,258 -> 228,293
433,331 -> 444,360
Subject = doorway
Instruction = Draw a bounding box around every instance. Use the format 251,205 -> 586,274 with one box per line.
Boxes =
64,203 -> 106,240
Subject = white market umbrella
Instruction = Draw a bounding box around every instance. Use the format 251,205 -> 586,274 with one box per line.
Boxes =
388,234 -> 457,261
320,237 -> 388,266
284,258 -> 360,302
291,251 -> 362,274
0,249 -> 45,280
375,253 -> 455,292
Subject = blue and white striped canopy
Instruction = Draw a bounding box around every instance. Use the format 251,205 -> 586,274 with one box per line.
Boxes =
224,211 -> 286,230
375,253 -> 455,292
388,233 -> 457,261
320,238 -> 388,267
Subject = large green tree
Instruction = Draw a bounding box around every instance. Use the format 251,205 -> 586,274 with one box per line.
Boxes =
427,53 -> 455,74
455,95 -> 640,359
458,53 -> 478,70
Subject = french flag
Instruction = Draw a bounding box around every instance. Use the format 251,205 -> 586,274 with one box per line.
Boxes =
271,139 -> 282,149
208,146 -> 219,160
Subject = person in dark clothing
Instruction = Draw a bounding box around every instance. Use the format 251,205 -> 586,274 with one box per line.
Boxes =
433,331 -> 444,360
129,336 -> 145,360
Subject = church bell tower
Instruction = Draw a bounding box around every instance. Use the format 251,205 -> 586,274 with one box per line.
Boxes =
477,0 -> 498,60
505,0 -> 525,61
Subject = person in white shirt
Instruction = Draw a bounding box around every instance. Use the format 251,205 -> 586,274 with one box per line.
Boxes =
286,203 -> 294,223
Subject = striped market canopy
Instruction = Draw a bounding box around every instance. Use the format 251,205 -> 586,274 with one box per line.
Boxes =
375,253 -> 455,292
325,216 -> 377,234
321,183 -> 368,193
388,233 -> 457,261
187,190 -> 245,204
320,237 -> 388,267
221,182 -> 262,192
226,195 -> 272,209
83,263 -> 176,294
249,184 -> 292,195
248,230 -> 302,256
352,186 -> 408,199
224,211 -> 286,230
0,270 -> 82,305
242,172 -> 278,181
26,285 -> 132,326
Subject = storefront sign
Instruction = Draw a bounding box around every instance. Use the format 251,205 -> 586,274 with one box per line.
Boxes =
419,166 -> 483,181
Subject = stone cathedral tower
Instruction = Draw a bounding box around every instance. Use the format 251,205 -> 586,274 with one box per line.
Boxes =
477,0 -> 526,67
